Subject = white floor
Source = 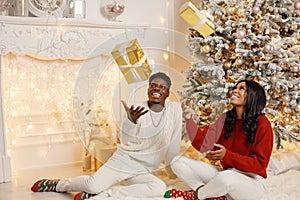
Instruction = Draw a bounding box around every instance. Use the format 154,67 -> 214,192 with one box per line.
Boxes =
1,165 -> 300,200
0,165 -> 85,200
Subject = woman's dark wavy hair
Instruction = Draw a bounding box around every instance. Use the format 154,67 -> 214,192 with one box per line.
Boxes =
224,80 -> 267,143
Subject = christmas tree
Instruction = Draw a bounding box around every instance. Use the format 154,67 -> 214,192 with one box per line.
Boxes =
180,0 -> 300,149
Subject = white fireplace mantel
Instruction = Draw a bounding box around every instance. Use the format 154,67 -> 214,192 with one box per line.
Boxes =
0,16 -> 154,182
0,16 -> 151,59
0,0 -> 186,181
0,8 -> 189,179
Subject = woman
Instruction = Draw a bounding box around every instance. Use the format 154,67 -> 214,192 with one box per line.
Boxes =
165,79 -> 273,200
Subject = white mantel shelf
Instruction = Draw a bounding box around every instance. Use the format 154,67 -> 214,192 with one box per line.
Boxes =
0,16 -> 151,29
0,16 -> 151,59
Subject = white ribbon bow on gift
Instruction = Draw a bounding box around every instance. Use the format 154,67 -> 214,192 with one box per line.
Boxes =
194,10 -> 215,30
117,41 -> 148,82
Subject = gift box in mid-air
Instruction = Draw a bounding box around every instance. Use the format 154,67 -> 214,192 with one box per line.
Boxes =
111,39 -> 152,84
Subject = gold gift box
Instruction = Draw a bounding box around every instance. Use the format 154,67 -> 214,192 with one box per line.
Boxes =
194,18 -> 215,38
111,39 -> 152,84
179,1 -> 201,27
179,2 -> 215,38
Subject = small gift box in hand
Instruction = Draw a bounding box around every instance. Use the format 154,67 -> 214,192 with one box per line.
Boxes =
179,1 -> 215,38
111,39 -> 152,84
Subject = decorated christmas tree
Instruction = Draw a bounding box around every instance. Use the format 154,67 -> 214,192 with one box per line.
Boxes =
180,0 -> 300,149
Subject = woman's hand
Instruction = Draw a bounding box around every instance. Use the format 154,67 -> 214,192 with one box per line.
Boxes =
181,99 -> 194,120
205,144 -> 226,160
121,100 -> 148,124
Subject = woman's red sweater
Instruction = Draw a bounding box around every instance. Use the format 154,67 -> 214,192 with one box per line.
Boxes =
186,113 -> 274,178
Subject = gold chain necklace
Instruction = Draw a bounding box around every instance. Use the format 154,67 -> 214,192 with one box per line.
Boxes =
149,107 -> 166,128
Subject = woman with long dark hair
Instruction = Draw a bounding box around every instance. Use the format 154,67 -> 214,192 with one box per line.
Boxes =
165,80 -> 273,200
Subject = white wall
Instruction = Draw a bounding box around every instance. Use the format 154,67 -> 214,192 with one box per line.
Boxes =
0,57 -> 11,183
86,0 -> 170,27
0,0 -> 196,176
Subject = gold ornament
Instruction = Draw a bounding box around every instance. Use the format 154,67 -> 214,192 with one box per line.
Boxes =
215,52 -> 222,60
224,61 -> 232,70
290,66 -> 299,73
235,58 -> 244,66
201,45 -> 211,53
270,76 -> 277,83
226,6 -> 236,14
283,117 -> 290,125
282,95 -> 290,103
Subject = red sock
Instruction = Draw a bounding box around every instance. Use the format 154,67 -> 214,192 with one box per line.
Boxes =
74,192 -> 95,200
74,193 -> 82,200
164,188 -> 185,198
31,179 -> 59,192
182,190 -> 197,200
164,188 -> 196,199
31,181 -> 40,192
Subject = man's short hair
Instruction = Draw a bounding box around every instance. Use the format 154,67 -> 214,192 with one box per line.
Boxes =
149,72 -> 172,89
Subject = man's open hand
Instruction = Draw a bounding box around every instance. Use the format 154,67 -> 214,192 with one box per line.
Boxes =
121,100 -> 149,124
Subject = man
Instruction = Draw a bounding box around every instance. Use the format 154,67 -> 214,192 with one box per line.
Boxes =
31,72 -> 182,200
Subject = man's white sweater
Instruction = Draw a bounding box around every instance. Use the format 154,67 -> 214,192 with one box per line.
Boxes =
105,101 -> 182,173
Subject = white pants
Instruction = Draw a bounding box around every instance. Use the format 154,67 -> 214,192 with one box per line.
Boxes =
171,156 -> 266,200
56,164 -> 166,198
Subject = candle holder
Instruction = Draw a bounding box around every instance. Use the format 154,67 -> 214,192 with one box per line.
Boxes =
67,0 -> 86,18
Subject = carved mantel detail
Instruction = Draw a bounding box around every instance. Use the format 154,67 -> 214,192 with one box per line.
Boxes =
0,17 -> 150,59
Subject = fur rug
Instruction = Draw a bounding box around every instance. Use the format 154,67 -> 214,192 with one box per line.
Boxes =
90,142 -> 300,200
89,169 -> 300,200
